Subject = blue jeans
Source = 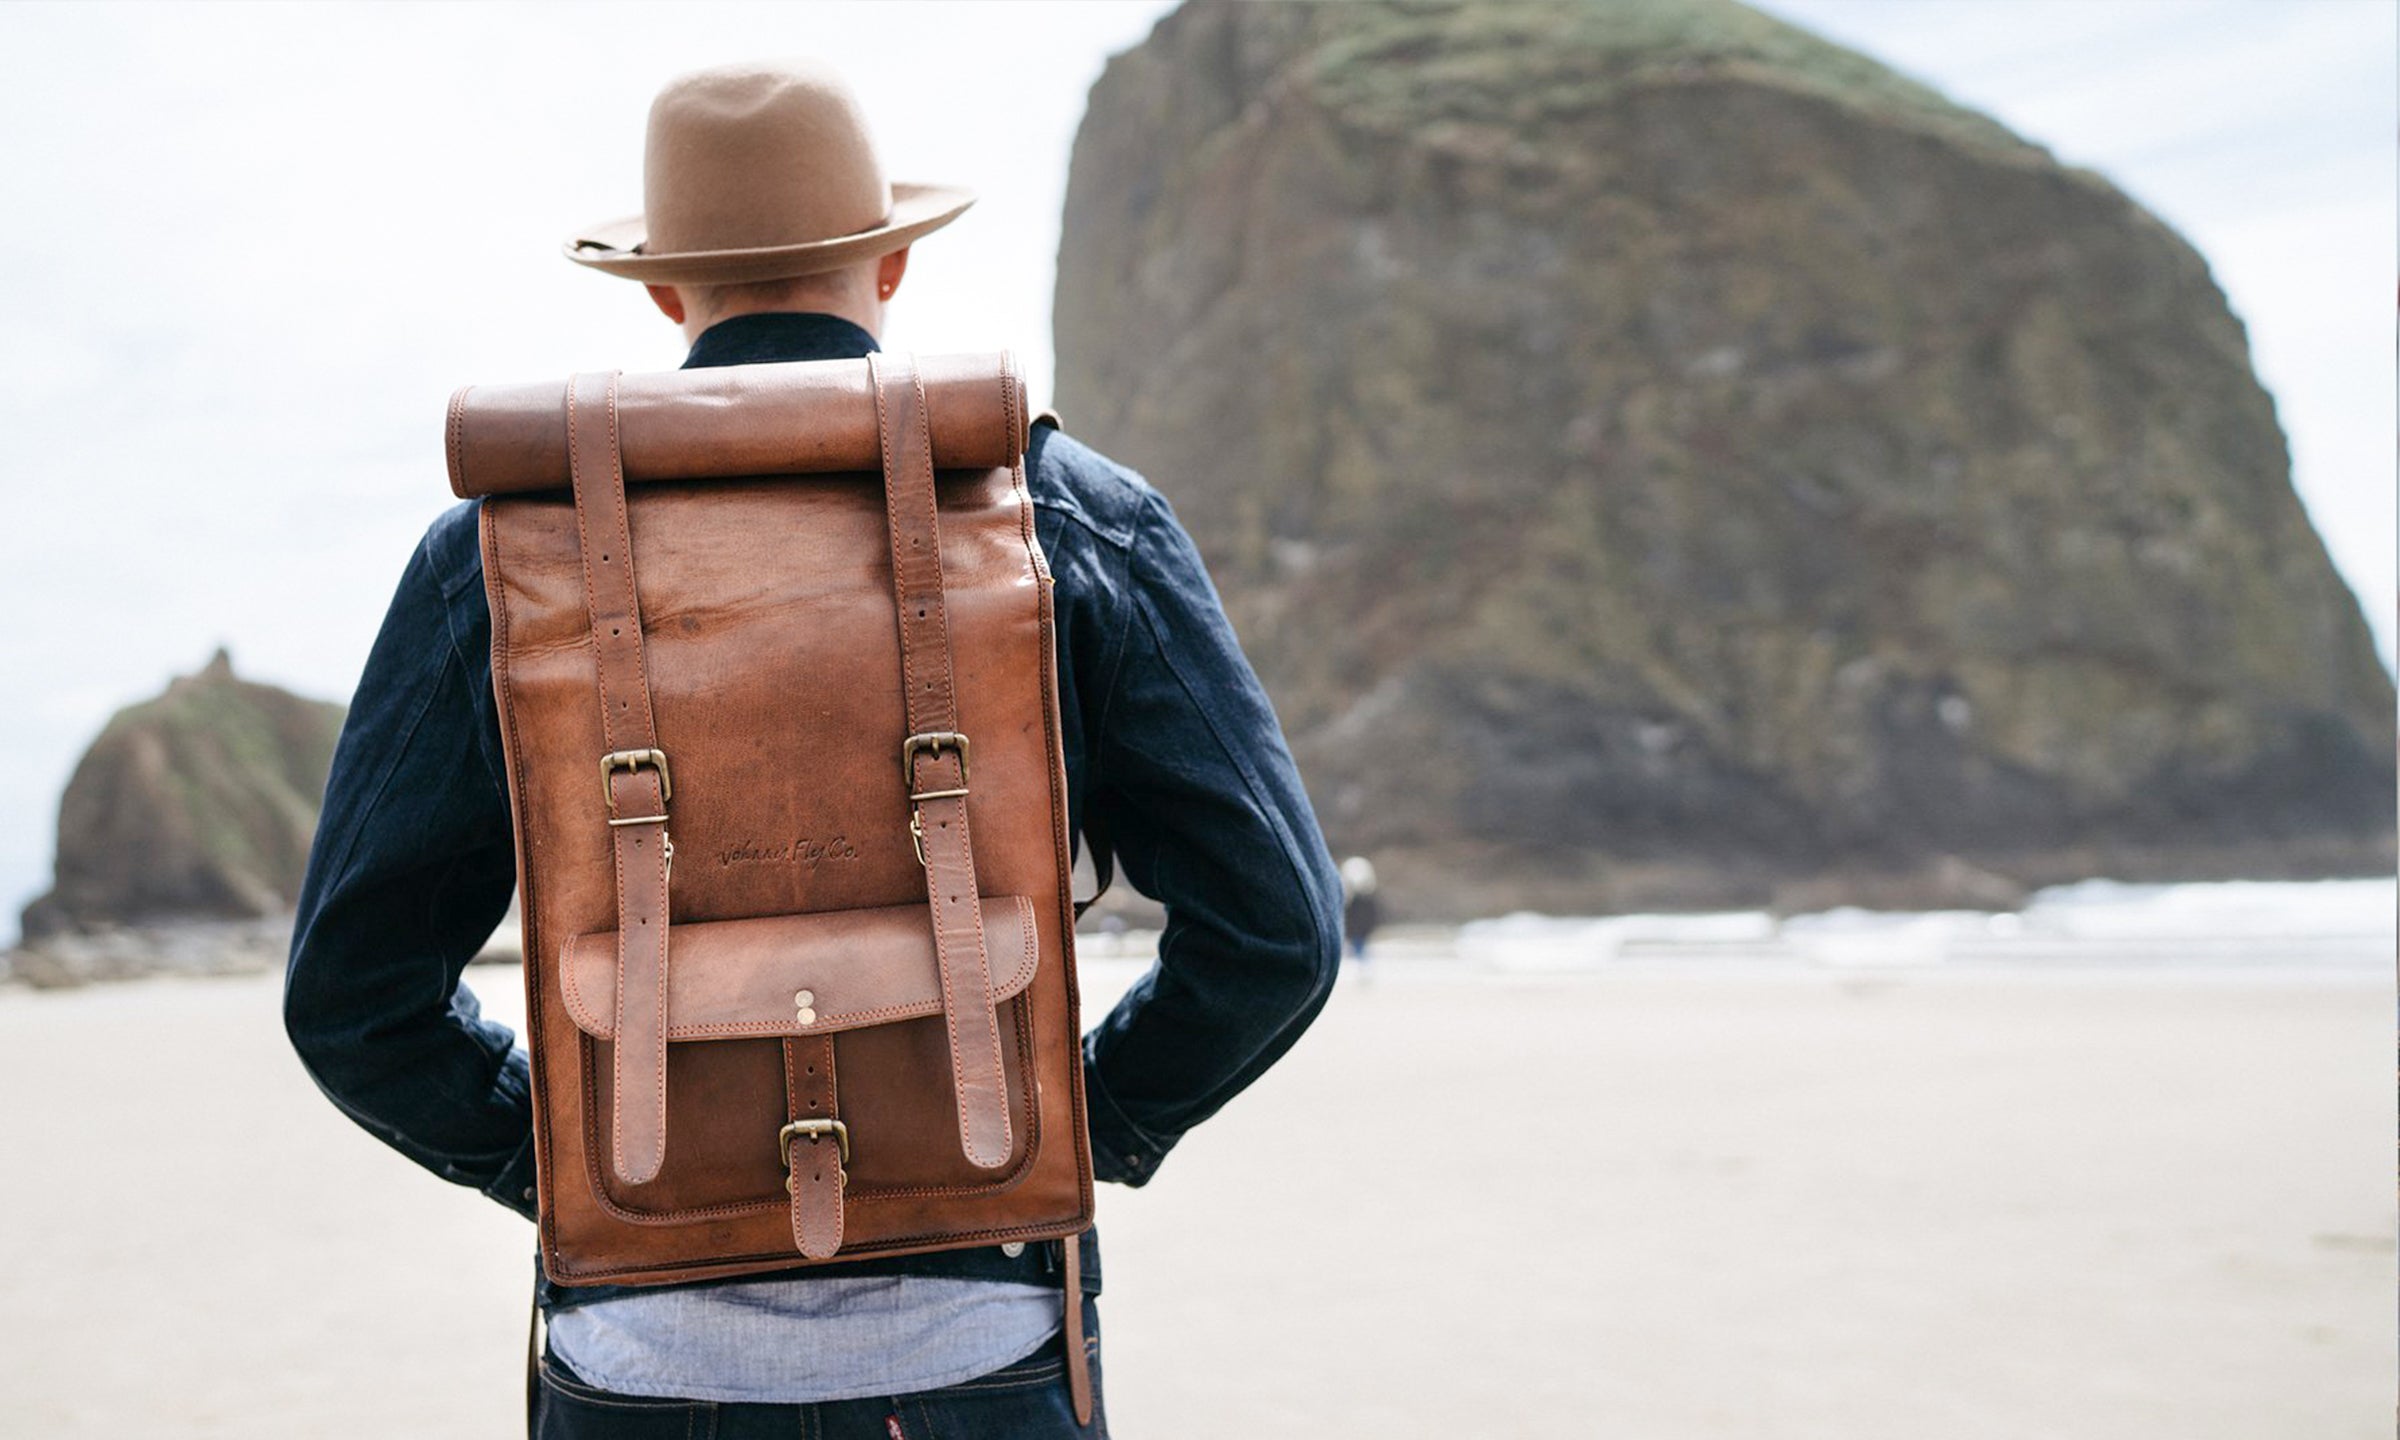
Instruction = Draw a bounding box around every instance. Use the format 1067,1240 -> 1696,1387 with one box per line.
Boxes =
532,1298 -> 1106,1438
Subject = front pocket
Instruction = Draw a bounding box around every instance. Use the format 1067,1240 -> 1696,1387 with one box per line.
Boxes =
560,896 -> 1040,1041
561,896 -> 1044,1220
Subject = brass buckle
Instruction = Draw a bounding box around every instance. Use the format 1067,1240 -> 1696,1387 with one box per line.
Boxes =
899,732 -> 970,786
901,733 -> 970,867
600,748 -> 673,825
779,1117 -> 850,1167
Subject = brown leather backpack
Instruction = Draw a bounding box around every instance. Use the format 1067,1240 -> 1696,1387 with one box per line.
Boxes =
448,351 -> 1096,1417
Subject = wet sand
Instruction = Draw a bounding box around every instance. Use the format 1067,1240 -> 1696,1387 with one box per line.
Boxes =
0,958 -> 2388,1437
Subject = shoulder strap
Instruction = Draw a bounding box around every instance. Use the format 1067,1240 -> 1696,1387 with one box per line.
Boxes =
1027,406 -> 1113,923
565,369 -> 674,1189
1063,1231 -> 1093,1425
1073,808 -> 1115,921
871,351 -> 1015,1171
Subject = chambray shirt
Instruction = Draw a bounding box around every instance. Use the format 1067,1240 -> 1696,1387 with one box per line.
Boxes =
283,312 -> 1344,1395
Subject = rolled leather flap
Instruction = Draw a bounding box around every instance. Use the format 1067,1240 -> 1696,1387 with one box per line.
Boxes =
447,351 -> 1027,498
559,895 -> 1040,1042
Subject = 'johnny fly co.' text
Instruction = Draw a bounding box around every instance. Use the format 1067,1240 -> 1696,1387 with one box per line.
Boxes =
713,836 -> 862,870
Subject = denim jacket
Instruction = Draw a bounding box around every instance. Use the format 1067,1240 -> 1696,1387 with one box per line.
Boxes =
283,313 -> 1344,1304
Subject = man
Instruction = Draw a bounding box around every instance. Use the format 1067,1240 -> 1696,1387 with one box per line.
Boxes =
285,61 -> 1342,1438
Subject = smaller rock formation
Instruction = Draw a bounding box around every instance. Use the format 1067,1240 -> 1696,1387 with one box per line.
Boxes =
8,650 -> 346,986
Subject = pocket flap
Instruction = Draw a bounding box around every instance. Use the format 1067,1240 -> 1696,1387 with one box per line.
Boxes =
559,895 -> 1040,1041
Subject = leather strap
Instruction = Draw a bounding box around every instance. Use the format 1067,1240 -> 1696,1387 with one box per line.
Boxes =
783,1036 -> 845,1260
524,1293 -> 541,1434
1063,1232 -> 1093,1427
565,369 -> 673,1189
1073,810 -> 1115,921
870,351 -> 1013,1172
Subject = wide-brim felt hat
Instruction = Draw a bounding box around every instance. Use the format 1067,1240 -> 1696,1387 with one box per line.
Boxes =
566,61 -> 974,285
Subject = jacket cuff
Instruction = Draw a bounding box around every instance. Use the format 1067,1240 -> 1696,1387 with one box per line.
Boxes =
1082,1036 -> 1180,1187
483,1133 -> 540,1222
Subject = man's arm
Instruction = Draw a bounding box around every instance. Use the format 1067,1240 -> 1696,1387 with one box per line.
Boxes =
1080,488 -> 1345,1187
283,520 -> 535,1218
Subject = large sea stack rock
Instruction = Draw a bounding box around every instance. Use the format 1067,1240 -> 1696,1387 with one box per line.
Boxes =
1055,0 -> 2397,916
18,650 -> 345,946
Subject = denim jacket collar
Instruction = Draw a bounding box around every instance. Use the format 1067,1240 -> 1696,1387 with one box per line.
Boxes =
682,311 -> 879,370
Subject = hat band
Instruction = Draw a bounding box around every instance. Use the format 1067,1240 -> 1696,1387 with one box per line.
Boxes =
603,206 -> 903,261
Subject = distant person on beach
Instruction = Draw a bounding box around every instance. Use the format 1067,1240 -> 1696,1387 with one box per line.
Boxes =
283,60 -> 1341,1438
1341,855 -> 1382,962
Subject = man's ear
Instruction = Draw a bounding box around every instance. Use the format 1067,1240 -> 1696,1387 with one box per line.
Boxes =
645,284 -> 687,325
877,248 -> 910,300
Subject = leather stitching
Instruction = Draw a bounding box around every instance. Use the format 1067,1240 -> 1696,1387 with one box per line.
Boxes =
567,375 -> 632,1184
873,357 -> 968,1152
445,385 -> 472,497
874,352 -> 1011,1170
911,361 -> 1011,1170
611,374 -> 673,1189
573,998 -> 1042,1225
569,369 -> 671,1188
556,896 -> 1039,1039
1015,361 -> 1099,1233
491,353 -> 1088,1282
482,503 -> 564,1258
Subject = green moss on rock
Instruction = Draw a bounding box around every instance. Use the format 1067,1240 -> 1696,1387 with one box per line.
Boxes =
1057,0 -> 2395,916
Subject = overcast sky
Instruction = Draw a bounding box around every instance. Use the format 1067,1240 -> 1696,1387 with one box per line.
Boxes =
0,0 -> 2390,940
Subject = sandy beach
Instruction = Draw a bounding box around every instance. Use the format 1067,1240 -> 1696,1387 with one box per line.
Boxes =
0,952 -> 2388,1438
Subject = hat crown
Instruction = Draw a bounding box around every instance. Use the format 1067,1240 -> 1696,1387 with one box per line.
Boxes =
640,62 -> 892,259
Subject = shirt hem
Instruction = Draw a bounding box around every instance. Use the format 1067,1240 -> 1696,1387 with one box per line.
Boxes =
549,1322 -> 1064,1405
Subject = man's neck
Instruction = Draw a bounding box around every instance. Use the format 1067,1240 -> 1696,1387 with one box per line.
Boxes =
682,296 -> 883,348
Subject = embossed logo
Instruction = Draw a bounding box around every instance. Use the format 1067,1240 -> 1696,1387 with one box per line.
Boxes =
714,835 -> 861,870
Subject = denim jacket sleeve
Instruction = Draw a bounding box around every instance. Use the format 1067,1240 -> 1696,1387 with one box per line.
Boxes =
283,510 -> 537,1220
1077,488 -> 1345,1187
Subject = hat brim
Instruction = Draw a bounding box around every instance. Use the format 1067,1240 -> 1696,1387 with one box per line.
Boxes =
563,181 -> 975,284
